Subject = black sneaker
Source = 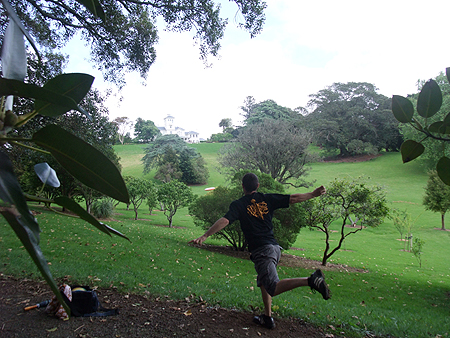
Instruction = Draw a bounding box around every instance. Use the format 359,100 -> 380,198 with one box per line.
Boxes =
308,269 -> 331,300
253,314 -> 275,329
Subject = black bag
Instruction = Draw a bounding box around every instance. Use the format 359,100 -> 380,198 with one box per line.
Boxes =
62,285 -> 119,317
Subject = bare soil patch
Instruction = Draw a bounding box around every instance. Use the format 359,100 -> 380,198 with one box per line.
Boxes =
1,246 -> 367,338
323,154 -> 381,163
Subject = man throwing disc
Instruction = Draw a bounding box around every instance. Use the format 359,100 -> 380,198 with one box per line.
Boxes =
189,173 -> 331,329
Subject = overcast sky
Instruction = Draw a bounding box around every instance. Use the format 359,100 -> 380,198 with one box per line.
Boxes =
66,0 -> 450,140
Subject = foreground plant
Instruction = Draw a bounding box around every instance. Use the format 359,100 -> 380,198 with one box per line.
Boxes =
392,68 -> 450,184
0,0 -> 129,316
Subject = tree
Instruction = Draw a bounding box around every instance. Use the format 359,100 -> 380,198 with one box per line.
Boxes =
219,118 -> 232,131
1,1 -> 267,86
157,180 -> 194,227
306,82 -> 401,156
218,119 -> 314,187
142,134 -> 208,185
208,132 -> 234,142
423,170 -> 450,230
240,96 -> 257,121
1,1 -> 130,316
134,118 -> 160,143
189,171 -> 308,251
113,117 -> 133,144
303,176 -> 389,266
243,99 -> 299,125
124,176 -> 154,220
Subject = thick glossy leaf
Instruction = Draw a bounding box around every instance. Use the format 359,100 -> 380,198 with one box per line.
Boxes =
428,122 -> 450,134
54,196 -> 129,241
75,0 -> 105,21
400,140 -> 425,163
32,125 -> 130,204
0,150 -> 40,239
0,209 -> 70,316
35,73 -> 94,119
443,112 -> 450,126
0,78 -> 81,113
437,156 -> 450,185
392,95 -> 414,123
34,163 -> 60,188
417,79 -> 442,118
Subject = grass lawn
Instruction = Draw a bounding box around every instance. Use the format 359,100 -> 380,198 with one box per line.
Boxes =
1,143 -> 449,337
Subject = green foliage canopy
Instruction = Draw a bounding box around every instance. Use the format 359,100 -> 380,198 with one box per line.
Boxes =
134,118 -> 160,143
423,170 -> 450,230
124,176 -> 155,220
303,176 -> 389,266
306,82 -> 402,156
1,0 -> 267,86
218,119 -> 314,187
142,134 -> 209,185
157,180 -> 195,227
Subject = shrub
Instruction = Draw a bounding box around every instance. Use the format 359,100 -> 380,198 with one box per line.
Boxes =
91,199 -> 114,219
189,171 -> 307,251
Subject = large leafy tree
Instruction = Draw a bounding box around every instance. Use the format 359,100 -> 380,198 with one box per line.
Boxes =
113,116 -> 133,145
134,118 -> 160,143
142,134 -> 208,185
423,170 -> 450,230
241,98 -> 300,125
305,82 -> 402,156
218,118 -> 314,187
0,0 -> 267,86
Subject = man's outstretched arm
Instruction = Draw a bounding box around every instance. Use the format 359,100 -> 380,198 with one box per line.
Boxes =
189,217 -> 230,245
289,185 -> 326,204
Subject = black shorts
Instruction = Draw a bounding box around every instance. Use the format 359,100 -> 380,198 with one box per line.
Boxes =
250,244 -> 281,297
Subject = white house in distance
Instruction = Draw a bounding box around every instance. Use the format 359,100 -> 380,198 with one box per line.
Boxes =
157,115 -> 200,143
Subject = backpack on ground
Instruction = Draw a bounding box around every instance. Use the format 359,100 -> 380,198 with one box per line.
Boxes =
62,285 -> 119,317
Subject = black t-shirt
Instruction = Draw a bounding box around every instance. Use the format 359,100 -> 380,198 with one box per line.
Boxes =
223,192 -> 290,252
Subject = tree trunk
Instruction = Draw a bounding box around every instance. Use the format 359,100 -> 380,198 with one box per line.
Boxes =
442,213 -> 446,230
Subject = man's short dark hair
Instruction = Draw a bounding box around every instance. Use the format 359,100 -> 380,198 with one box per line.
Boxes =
242,173 -> 259,192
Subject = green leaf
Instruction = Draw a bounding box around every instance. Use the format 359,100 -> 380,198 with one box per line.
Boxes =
392,95 -> 414,123
446,67 -> 450,84
428,122 -> 450,134
75,0 -> 105,21
0,209 -> 70,316
417,79 -> 442,118
0,150 -> 40,240
400,140 -> 425,163
443,112 -> 450,126
34,73 -> 94,120
54,196 -> 129,241
0,78 -> 82,114
437,157 -> 450,185
32,125 -> 130,204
